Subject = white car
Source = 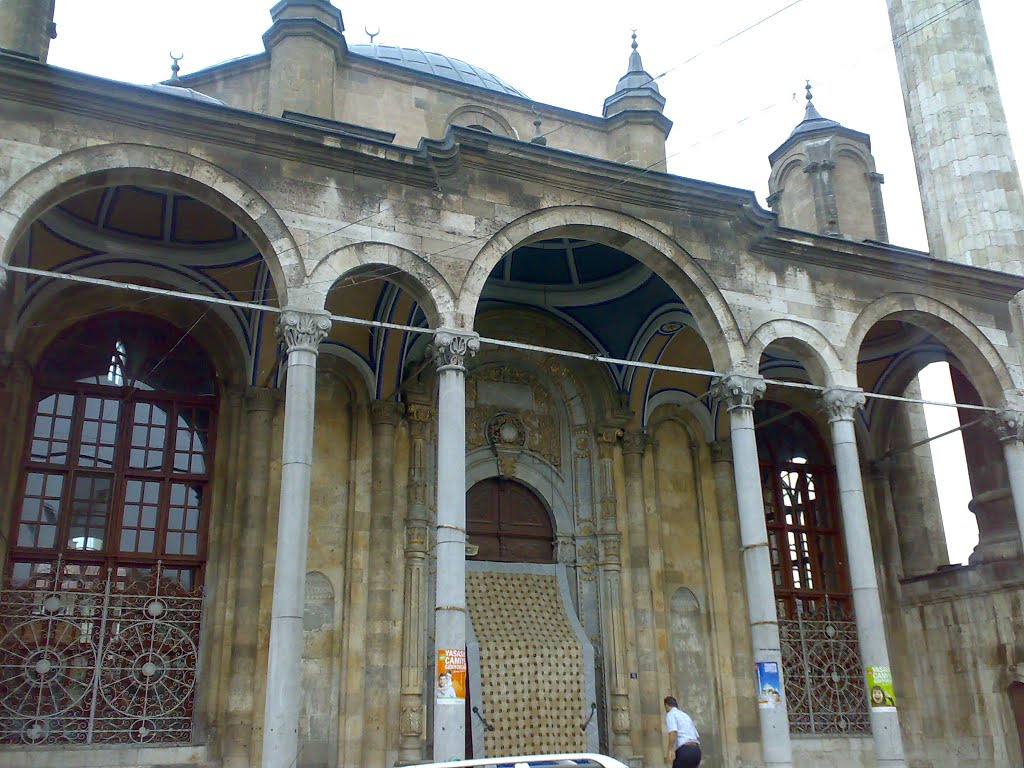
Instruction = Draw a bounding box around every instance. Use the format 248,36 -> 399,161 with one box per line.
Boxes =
411,754 -> 629,768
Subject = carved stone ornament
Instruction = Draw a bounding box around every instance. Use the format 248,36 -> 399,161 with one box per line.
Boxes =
400,698 -> 424,737
488,412 -> 528,448
370,399 -> 405,425
991,409 -> 1024,443
430,328 -> 480,369
708,373 -> 766,411
556,535 -> 576,564
708,440 -> 732,464
621,430 -> 649,456
277,308 -> 331,353
611,693 -> 631,734
820,387 -> 866,423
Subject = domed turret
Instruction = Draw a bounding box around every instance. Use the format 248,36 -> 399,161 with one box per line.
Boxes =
602,33 -> 671,171
767,83 -> 887,242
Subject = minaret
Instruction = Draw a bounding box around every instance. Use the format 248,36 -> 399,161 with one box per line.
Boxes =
0,0 -> 57,62
602,32 -> 672,171
767,83 -> 888,242
888,0 -> 1024,273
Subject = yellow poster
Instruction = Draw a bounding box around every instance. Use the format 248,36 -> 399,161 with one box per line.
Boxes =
866,666 -> 896,708
436,648 -> 467,703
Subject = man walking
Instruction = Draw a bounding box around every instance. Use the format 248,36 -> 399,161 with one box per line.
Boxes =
664,695 -> 701,768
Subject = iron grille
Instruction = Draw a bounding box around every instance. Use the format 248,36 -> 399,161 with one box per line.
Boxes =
0,559 -> 203,746
778,599 -> 870,734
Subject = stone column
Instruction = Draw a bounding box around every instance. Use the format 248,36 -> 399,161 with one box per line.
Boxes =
223,387 -> 277,768
993,409 -> 1024,555
821,388 -> 907,768
261,308 -> 331,768
595,425 -> 632,760
431,328 -> 479,761
0,0 -> 56,62
621,430 -> 663,766
399,402 -> 434,763
709,374 -> 793,768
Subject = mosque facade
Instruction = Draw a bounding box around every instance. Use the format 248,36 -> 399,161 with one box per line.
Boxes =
0,1 -> 1023,767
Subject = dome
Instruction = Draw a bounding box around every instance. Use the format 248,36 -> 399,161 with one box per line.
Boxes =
349,44 -> 527,98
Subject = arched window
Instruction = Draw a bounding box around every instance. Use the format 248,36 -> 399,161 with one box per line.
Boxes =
755,401 -> 849,618
11,313 -> 217,590
466,478 -> 554,563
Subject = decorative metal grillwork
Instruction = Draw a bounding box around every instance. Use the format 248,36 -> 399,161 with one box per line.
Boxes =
0,559 -> 203,746
779,599 -> 870,735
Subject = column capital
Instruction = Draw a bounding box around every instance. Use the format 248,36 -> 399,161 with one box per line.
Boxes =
620,430 -> 649,456
405,402 -> 435,438
430,327 -> 480,370
277,308 -> 331,354
709,373 -> 766,412
820,387 -> 866,423
709,440 -> 732,464
245,386 -> 279,413
595,424 -> 624,445
370,399 -> 405,426
991,409 -> 1024,443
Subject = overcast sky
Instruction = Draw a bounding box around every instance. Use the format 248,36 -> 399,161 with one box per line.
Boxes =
47,0 -> 1015,563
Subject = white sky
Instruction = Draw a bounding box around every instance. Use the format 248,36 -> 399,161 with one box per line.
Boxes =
47,0 -> 1013,562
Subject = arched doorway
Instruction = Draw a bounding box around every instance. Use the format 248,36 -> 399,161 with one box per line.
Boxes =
463,478 -> 596,758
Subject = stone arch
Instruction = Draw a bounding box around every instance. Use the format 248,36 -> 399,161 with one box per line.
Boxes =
0,143 -> 298,304
306,241 -> 456,328
843,293 -> 1017,406
446,105 -> 518,139
748,319 -> 850,388
456,206 -> 744,371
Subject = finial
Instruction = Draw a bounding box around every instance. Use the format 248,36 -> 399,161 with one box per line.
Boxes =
169,52 -> 183,84
631,30 -> 638,51
365,26 -> 380,44
531,106 -> 547,146
805,80 -> 813,105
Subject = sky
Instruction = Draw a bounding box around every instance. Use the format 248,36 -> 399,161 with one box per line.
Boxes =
45,0 -> 1018,562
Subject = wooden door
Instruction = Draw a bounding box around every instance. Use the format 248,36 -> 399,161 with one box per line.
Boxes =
466,478 -> 554,563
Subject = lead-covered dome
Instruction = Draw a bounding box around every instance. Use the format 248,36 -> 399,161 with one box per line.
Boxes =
349,44 -> 527,98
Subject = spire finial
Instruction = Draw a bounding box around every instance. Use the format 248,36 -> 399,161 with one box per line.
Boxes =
631,29 -> 638,51
805,80 -> 814,106
169,52 -> 183,84
365,26 -> 380,44
531,106 -> 547,146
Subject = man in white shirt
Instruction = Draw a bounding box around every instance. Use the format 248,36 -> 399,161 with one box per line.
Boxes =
663,695 -> 701,768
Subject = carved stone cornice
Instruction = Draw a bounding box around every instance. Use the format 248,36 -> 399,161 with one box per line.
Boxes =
991,409 -> 1024,444
277,308 -> 331,354
430,327 -> 480,370
820,387 -> 866,424
709,373 -> 765,412
370,399 -> 404,426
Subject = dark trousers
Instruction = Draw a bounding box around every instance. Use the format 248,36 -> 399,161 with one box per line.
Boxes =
672,743 -> 701,768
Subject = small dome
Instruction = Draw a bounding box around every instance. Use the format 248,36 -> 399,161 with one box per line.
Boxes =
349,44 -> 527,98
146,82 -> 226,106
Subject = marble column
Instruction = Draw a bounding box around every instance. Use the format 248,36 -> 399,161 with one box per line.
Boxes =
261,309 -> 331,768
431,327 -> 479,762
399,402 -> 434,763
993,409 -> 1024,555
621,430 -> 663,767
224,387 -> 277,768
709,373 -> 793,768
595,425 -> 632,760
821,387 -> 906,768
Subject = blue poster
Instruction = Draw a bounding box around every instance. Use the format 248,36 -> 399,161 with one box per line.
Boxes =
756,661 -> 782,708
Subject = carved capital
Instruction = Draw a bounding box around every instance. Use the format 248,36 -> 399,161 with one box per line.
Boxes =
370,399 -> 404,426
399,694 -> 424,737
709,373 -> 765,412
620,430 -> 648,456
277,308 -> 331,354
708,440 -> 732,464
991,409 -> 1024,444
820,387 -> 866,423
556,534 -> 576,564
595,425 -> 624,445
430,327 -> 480,370
405,403 -> 435,439
611,692 -> 631,734
405,518 -> 430,553
600,534 -> 621,564
244,386 -> 278,413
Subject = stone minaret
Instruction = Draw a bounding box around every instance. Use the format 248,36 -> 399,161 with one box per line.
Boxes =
888,0 -> 1024,273
0,0 -> 57,62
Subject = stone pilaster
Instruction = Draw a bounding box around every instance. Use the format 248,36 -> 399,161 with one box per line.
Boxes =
430,328 -> 478,761
820,387 -> 907,768
709,373 -> 793,768
399,403 -> 434,763
262,308 -> 331,768
991,408 -> 1024,560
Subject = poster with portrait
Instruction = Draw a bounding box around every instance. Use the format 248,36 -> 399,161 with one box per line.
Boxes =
755,661 -> 783,708
866,666 -> 897,709
436,648 -> 467,704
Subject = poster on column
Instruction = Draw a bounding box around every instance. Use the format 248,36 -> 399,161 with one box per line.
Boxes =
755,661 -> 782,708
866,666 -> 897,709
436,648 -> 467,704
